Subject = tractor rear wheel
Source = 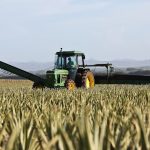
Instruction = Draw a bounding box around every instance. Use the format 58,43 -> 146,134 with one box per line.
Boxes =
82,71 -> 95,89
65,79 -> 76,90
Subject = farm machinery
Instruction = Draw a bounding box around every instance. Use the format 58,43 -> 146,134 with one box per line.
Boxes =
1,49 -> 150,89
0,49 -> 112,90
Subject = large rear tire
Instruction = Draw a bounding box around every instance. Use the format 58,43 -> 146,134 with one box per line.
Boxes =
65,79 -> 76,90
82,71 -> 95,89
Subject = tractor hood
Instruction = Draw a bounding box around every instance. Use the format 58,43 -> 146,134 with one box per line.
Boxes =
47,69 -> 68,75
46,69 -> 69,88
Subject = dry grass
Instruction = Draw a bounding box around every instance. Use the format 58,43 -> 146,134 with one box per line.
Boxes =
0,79 -> 32,88
0,80 -> 149,150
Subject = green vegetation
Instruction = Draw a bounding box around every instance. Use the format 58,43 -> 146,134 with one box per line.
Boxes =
0,80 -> 149,150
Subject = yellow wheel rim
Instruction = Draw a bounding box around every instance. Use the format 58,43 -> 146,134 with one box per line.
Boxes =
68,82 -> 75,90
86,78 -> 90,89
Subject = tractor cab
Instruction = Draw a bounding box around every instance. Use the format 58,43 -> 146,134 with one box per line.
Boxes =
54,51 -> 85,70
54,50 -> 86,81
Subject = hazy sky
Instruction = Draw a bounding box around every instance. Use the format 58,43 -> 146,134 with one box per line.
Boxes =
0,0 -> 150,62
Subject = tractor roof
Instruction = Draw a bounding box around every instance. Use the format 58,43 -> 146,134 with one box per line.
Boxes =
56,51 -> 85,56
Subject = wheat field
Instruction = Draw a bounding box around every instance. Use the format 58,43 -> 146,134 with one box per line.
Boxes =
0,80 -> 149,150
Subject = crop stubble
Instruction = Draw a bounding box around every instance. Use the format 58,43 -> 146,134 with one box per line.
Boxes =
0,80 -> 149,150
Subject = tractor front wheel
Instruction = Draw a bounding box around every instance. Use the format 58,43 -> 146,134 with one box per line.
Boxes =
33,82 -> 45,89
65,79 -> 76,90
82,71 -> 95,89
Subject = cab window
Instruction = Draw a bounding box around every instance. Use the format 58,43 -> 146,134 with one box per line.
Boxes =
66,56 -> 77,68
55,55 -> 65,69
78,56 -> 83,66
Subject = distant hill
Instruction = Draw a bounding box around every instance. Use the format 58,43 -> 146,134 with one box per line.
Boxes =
9,62 -> 53,71
85,59 -> 150,68
4,59 -> 150,70
110,59 -> 150,68
1,59 -> 150,78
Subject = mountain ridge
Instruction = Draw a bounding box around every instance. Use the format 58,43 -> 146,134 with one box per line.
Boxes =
1,59 -> 150,77
7,59 -> 150,71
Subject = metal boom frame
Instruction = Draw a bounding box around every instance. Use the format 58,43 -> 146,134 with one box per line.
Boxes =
0,61 -> 46,84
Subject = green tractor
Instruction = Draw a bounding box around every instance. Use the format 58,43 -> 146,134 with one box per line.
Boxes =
45,49 -> 95,90
2,49 -> 150,87
1,49 -> 112,90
